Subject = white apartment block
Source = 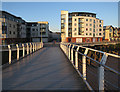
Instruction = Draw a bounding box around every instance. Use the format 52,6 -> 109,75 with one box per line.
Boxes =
61,10 -> 103,43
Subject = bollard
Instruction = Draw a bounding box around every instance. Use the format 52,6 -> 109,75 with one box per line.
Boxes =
16,44 -> 19,60
82,48 -> 89,80
8,45 -> 11,64
26,43 -> 29,55
22,44 -> 25,57
75,46 -> 79,70
98,53 -> 108,90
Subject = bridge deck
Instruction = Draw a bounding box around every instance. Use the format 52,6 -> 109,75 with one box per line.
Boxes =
2,47 -> 88,91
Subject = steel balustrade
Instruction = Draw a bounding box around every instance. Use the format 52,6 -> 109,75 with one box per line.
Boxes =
60,42 -> 120,91
2,42 -> 43,65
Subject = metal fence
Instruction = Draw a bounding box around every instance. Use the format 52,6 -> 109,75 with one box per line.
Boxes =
1,42 -> 43,65
60,42 -> 120,91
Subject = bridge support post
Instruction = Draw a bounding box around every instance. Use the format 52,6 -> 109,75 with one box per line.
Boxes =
16,44 -> 19,60
71,45 -> 74,64
98,53 -> 108,90
8,45 -> 11,64
26,43 -> 29,55
82,48 -> 89,80
22,44 -> 25,57
75,46 -> 79,70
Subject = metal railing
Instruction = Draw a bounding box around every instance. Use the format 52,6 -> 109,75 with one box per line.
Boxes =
60,42 -> 120,91
1,42 -> 43,65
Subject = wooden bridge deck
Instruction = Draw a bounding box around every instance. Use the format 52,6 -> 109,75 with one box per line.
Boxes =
2,47 -> 88,91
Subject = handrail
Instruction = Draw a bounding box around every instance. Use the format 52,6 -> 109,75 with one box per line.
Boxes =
60,42 -> 120,91
2,42 -> 44,65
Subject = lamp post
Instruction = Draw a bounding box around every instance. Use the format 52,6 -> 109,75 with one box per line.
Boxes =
41,27 -> 42,43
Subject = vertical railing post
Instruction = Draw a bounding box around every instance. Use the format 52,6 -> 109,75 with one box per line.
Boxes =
71,45 -> 74,64
75,46 -> 79,70
33,43 -> 34,52
8,45 -> 11,64
30,43 -> 32,54
26,43 -> 29,55
16,44 -> 19,60
69,44 -> 71,60
35,43 -> 37,51
82,48 -> 89,80
22,44 -> 25,57
98,52 -> 108,90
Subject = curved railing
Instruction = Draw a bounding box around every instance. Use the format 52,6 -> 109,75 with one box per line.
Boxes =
60,42 -> 120,91
1,42 -> 43,65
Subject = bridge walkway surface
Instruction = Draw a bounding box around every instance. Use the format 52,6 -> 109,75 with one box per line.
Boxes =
2,47 -> 88,91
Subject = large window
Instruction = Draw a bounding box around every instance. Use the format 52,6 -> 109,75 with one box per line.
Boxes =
61,14 -> 66,18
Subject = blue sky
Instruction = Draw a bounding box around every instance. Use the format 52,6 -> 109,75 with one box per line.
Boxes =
2,2 -> 118,32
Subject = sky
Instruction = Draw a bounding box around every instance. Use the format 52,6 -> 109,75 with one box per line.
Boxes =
1,2 -> 118,32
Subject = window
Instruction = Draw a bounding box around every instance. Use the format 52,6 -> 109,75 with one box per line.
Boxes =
99,29 -> 102,31
13,25 -> 15,28
32,29 -> 35,31
9,31 -> 11,34
90,24 -> 92,26
100,20 -> 101,23
93,24 -> 95,28
61,14 -> 66,18
86,28 -> 88,31
90,19 -> 92,22
74,28 -> 76,31
90,33 -> 92,35
99,33 -> 101,35
94,20 -> 95,23
86,24 -> 88,26
93,33 -> 95,37
86,19 -> 88,21
93,29 -> 95,32
13,32 -> 15,34
74,23 -> 76,26
9,24 -> 11,27
74,19 -> 76,21
96,33 -> 98,36
86,33 -> 88,35
90,28 -> 92,31
99,24 -> 102,27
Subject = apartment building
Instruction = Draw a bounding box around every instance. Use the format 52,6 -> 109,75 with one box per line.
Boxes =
103,25 -> 120,41
61,10 -> 103,43
0,11 -> 27,45
26,21 -> 49,43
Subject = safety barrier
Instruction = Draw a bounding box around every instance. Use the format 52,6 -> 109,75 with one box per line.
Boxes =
1,42 -> 43,65
60,42 -> 120,91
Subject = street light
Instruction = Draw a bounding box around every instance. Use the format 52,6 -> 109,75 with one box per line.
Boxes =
41,27 -> 42,43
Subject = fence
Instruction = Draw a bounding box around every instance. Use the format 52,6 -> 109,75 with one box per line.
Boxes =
60,42 -> 120,91
1,42 -> 43,65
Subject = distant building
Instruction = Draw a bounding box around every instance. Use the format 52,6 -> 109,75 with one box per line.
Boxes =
0,11 -> 27,45
26,21 -> 49,43
48,31 -> 61,42
103,25 -> 114,41
103,25 -> 120,41
61,10 -> 103,43
0,11 -> 50,44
